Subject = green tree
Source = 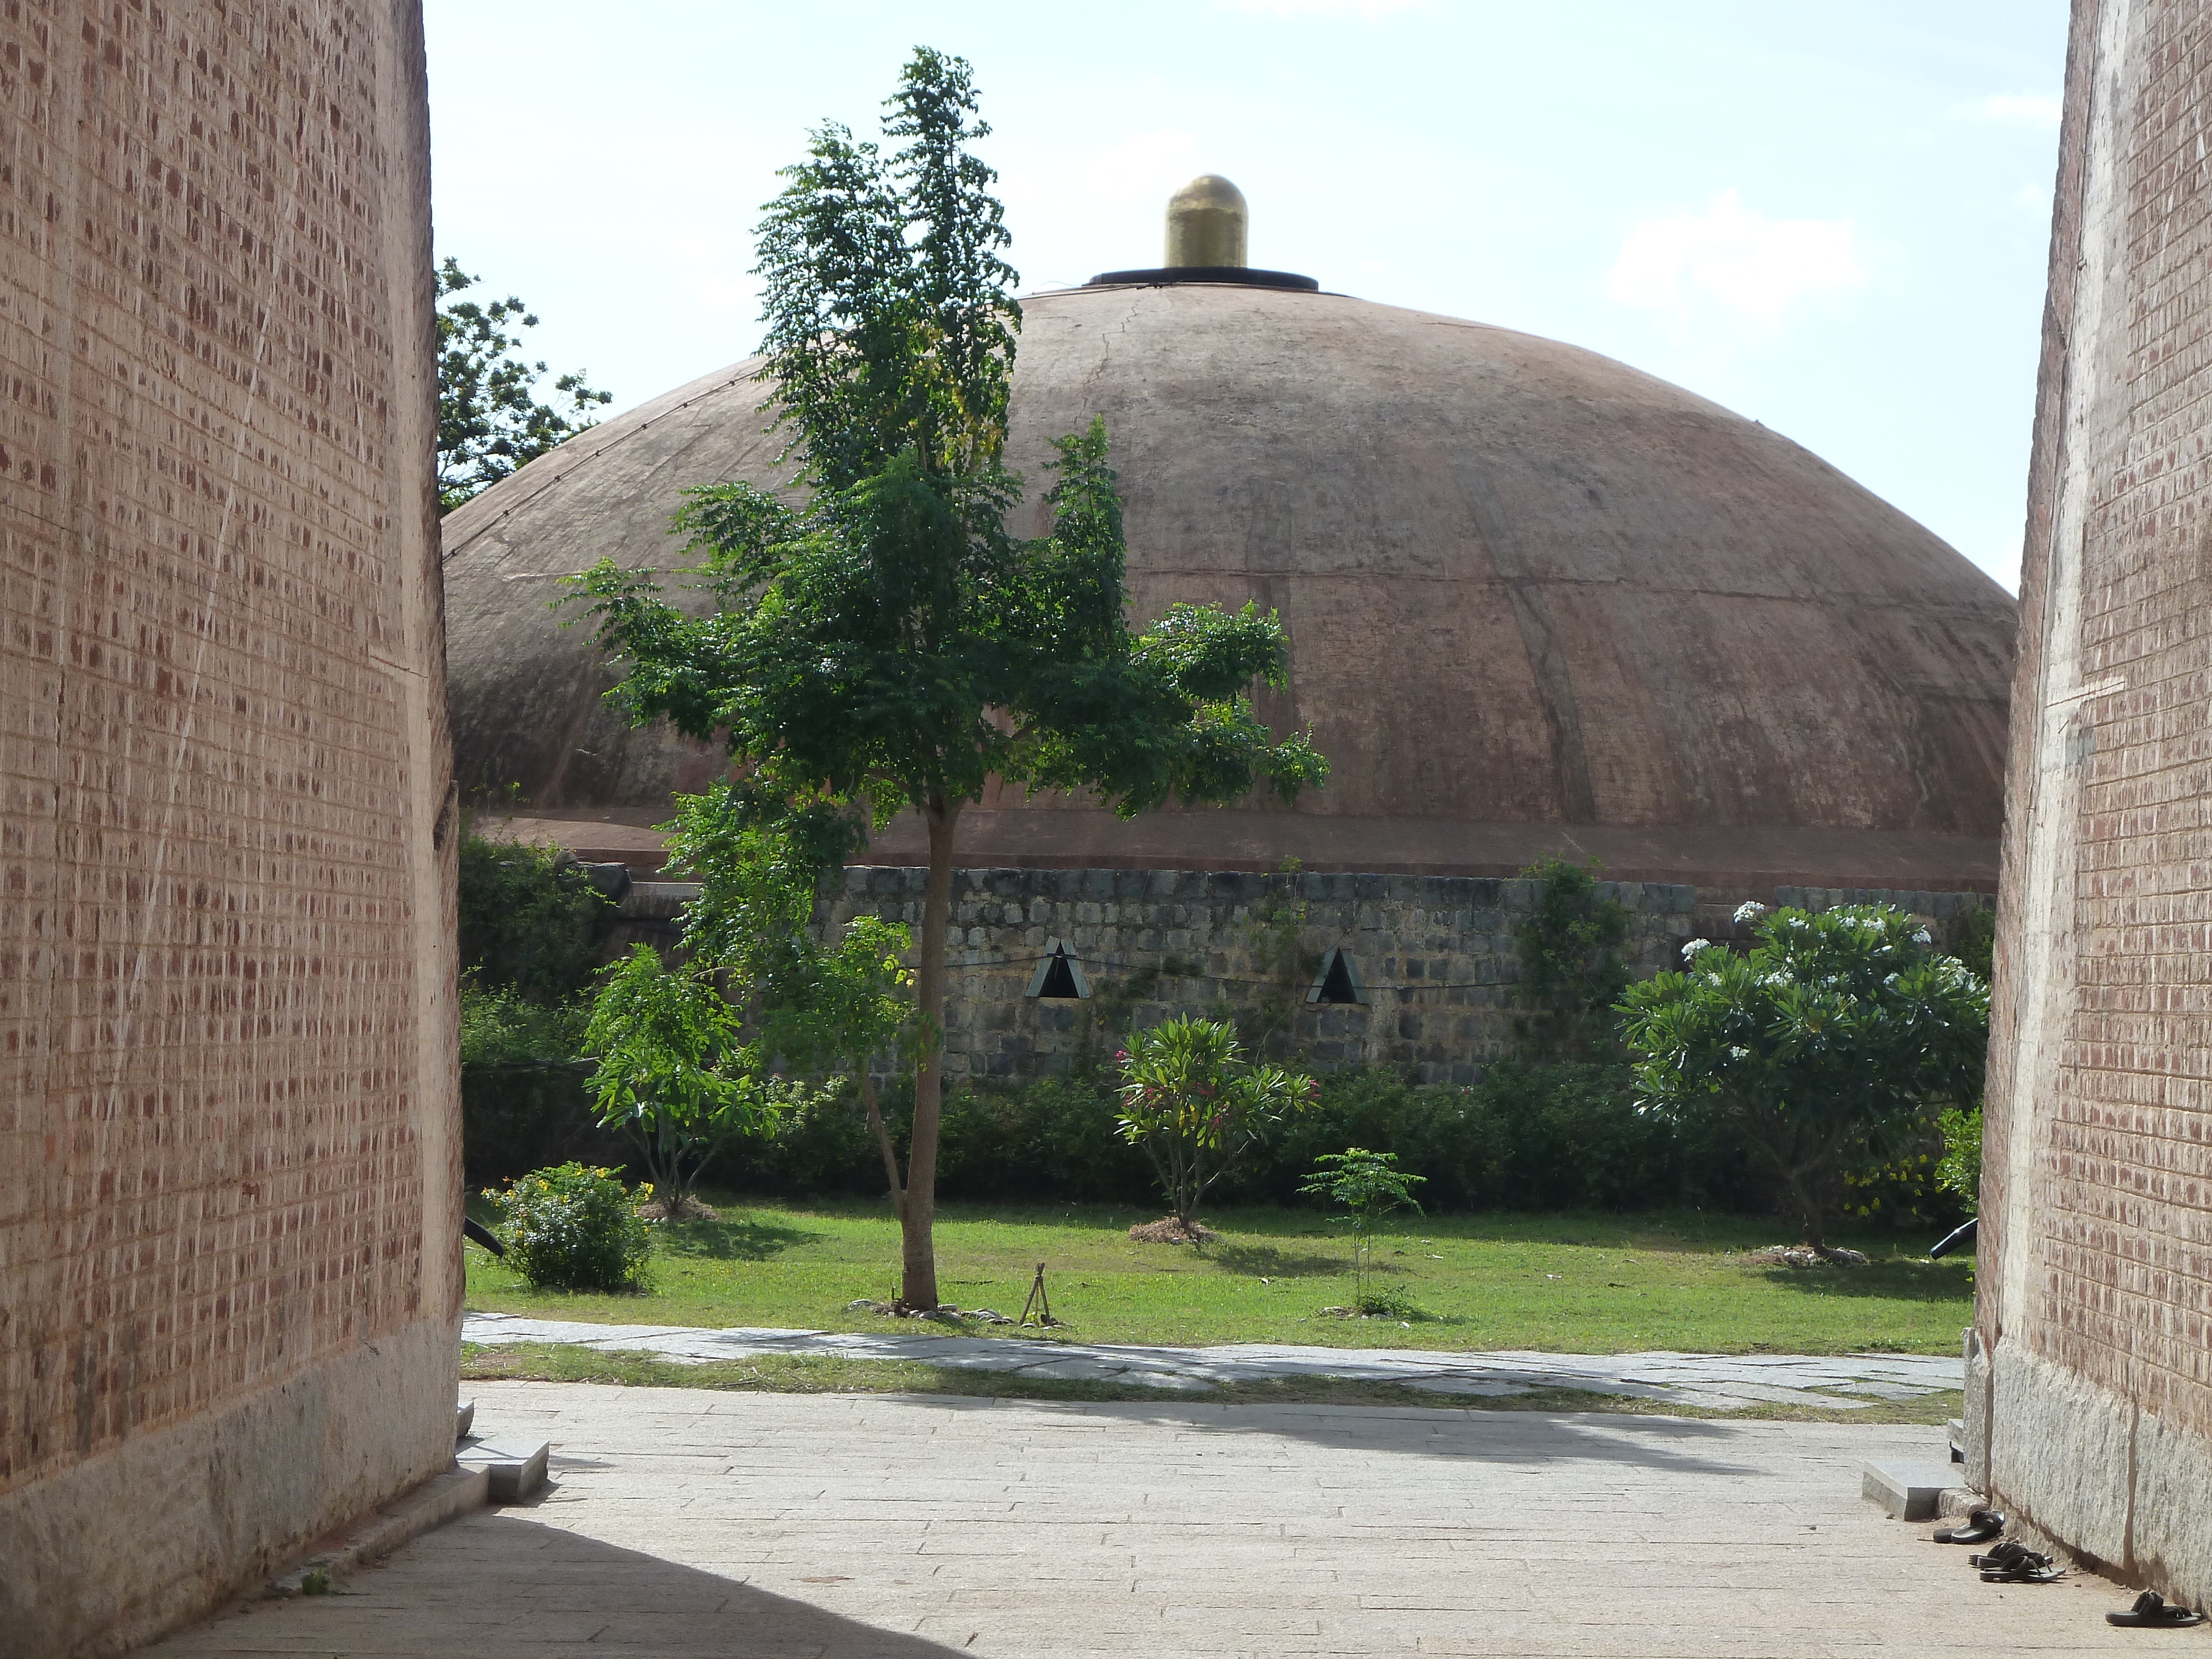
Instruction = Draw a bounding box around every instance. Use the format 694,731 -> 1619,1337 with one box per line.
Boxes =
437,258 -> 612,513
1511,856 -> 1630,1061
660,785 -> 917,1215
569,49 -> 1324,1309
1115,1016 -> 1317,1235
1619,902 -> 1988,1254
1299,1147 -> 1425,1303
579,946 -> 801,1219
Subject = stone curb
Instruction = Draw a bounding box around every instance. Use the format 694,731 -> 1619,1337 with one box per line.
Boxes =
266,1465 -> 489,1597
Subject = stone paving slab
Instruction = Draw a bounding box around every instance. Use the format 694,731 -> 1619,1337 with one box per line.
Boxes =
145,1383 -> 2183,1658
462,1311 -> 1963,1411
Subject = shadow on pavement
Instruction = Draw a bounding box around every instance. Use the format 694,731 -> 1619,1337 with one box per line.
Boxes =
908,1391 -> 1761,1478
147,1513 -> 973,1659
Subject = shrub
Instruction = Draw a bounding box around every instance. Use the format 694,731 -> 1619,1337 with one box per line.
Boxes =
1936,1104 -> 1983,1215
458,980 -> 588,1070
485,1162 -> 655,1291
457,831 -> 613,1004
1620,901 -> 1989,1252
1115,1018 -> 1318,1229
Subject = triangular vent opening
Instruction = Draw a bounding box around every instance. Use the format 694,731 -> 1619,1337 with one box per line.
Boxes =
1312,948 -> 1362,1005
1038,953 -> 1081,999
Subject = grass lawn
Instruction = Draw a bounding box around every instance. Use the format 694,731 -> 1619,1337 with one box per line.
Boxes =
464,1195 -> 1975,1357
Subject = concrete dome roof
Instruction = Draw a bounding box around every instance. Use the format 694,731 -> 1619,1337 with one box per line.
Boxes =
441,282 -> 2015,891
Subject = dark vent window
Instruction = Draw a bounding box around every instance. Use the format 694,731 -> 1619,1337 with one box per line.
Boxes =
1027,939 -> 1091,1000
1308,947 -> 1365,1006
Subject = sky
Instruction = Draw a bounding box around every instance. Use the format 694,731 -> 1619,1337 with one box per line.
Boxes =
423,1 -> 2070,592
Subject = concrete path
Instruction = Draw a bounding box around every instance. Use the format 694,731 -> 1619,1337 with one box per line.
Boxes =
148,1381 -> 2180,1657
463,1310 -> 1963,1411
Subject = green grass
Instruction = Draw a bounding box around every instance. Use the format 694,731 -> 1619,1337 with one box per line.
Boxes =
465,1196 -> 1975,1357
459,1341 -> 1963,1424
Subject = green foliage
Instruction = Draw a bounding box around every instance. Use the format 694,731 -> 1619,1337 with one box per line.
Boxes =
1619,902 -> 1989,1251
581,947 -> 804,1218
457,981 -> 589,1069
565,49 -> 1324,1310
456,831 -> 612,1005
1115,1017 -> 1318,1227
1952,903 -> 1997,982
661,788 -> 914,1085
436,258 -> 611,512
1512,857 -> 1631,1061
1937,1104 -> 1984,1216
659,789 -> 917,1212
1300,1148 -> 1425,1298
484,1163 -> 654,1292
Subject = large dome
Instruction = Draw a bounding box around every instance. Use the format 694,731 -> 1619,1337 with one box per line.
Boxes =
441,281 -> 2015,892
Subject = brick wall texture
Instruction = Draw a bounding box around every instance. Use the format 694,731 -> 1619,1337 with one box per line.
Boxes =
1981,0 -> 2212,1601
805,869 -> 1988,1084
0,0 -> 456,1610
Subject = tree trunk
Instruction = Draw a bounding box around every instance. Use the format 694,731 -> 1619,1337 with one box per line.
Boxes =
860,1068 -> 905,1224
899,795 -> 959,1310
1780,1164 -> 1828,1254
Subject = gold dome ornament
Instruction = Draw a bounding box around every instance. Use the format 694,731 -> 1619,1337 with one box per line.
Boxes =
1165,174 -> 1249,268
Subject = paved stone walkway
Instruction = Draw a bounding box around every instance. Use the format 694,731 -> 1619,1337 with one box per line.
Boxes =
147,1382 -> 2172,1657
463,1311 -> 1962,1411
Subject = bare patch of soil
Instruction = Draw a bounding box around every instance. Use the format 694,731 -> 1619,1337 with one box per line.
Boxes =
1741,1245 -> 1870,1268
1128,1217 -> 1218,1245
637,1197 -> 722,1223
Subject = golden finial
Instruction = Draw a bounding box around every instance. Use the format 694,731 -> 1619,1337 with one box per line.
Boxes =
1165,175 -> 1248,268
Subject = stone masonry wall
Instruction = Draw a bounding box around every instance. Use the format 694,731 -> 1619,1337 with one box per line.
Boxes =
0,3 -> 458,1652
809,868 -> 1989,1086
1973,0 -> 2212,1611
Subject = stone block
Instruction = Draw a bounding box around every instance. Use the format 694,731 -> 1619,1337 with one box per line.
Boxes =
1861,1460 -> 1969,1522
457,1437 -> 550,1504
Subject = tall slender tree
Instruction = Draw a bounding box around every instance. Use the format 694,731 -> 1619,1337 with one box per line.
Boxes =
570,48 -> 1325,1309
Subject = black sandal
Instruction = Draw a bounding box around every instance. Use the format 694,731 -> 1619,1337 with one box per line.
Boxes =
2107,1591 -> 2206,1628
1934,1507 -> 2005,1545
1972,1541 -> 2062,1583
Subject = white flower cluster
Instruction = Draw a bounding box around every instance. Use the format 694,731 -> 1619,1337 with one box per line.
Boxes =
1682,938 -> 1713,961
1733,900 -> 1767,925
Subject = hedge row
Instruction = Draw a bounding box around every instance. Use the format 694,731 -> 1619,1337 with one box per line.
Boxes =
465,1060 -> 1786,1217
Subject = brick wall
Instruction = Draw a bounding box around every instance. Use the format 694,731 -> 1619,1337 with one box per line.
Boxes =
0,1 -> 457,1650
1976,0 -> 2212,1605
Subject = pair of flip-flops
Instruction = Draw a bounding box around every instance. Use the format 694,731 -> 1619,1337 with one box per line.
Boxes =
1934,1508 -> 2005,1546
1969,1540 -> 2063,1584
2106,1591 -> 2206,1629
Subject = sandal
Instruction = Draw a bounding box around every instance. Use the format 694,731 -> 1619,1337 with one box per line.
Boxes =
1934,1508 -> 2005,1545
1973,1541 -> 2061,1583
2107,1591 -> 2206,1628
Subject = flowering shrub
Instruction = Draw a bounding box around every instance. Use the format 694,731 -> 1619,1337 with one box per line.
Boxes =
1620,902 -> 1987,1254
484,1162 -> 655,1291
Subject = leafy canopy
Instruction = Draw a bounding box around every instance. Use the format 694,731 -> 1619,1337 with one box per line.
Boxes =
568,51 -> 1324,856
1619,902 -> 1988,1250
437,258 -> 611,513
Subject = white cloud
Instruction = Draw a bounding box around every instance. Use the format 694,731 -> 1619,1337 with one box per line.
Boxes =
1214,0 -> 1427,18
1604,189 -> 1867,336
1979,93 -> 2063,127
